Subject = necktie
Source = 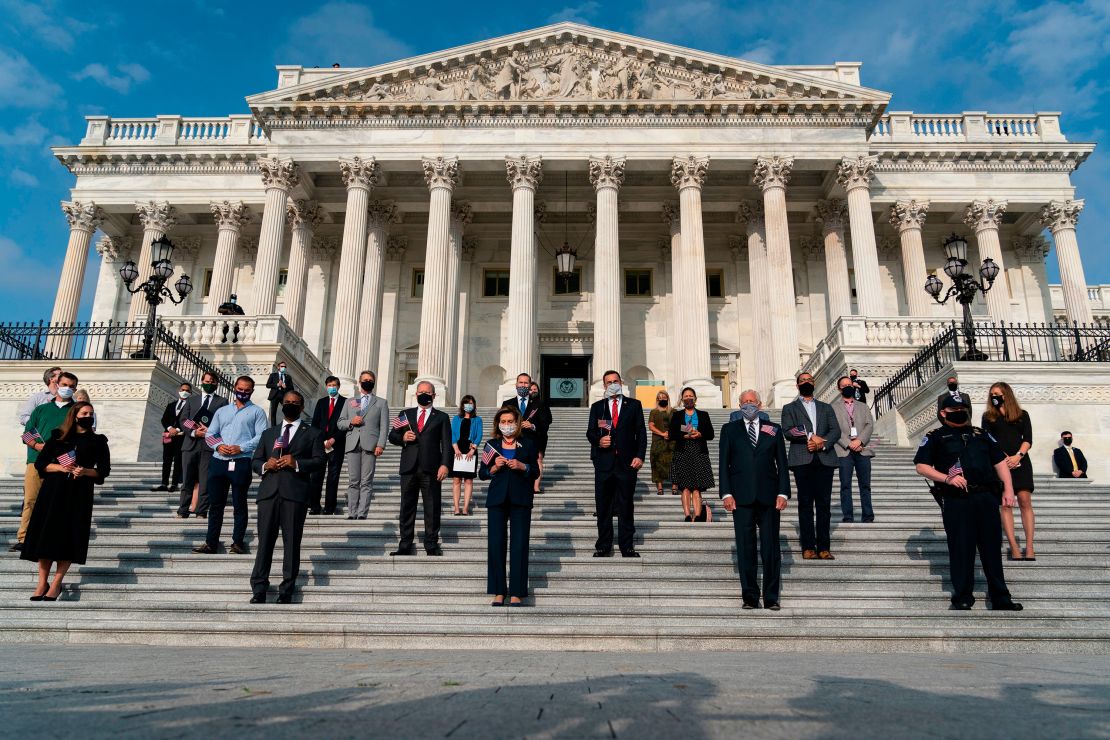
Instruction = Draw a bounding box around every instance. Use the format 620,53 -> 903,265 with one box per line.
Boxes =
360,395 -> 369,413
202,395 -> 210,412
329,398 -> 335,416
279,423 -> 291,453
417,408 -> 426,433
1066,446 -> 1079,471
176,400 -> 184,414
748,421 -> 758,447
611,398 -> 619,429
520,399 -> 527,417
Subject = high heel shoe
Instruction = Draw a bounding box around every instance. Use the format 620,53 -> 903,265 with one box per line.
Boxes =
29,592 -> 46,602
43,594 -> 59,602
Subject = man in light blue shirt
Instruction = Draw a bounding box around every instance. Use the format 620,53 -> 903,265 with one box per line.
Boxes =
193,375 -> 269,555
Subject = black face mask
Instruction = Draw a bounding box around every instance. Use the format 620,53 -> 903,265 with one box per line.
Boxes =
416,393 -> 434,407
841,386 -> 856,398
282,403 -> 303,420
1062,437 -> 1073,446
945,410 -> 969,425
990,396 -> 1003,408
850,374 -> 858,381
360,380 -> 375,393
659,399 -> 669,408
76,416 -> 94,430
798,382 -> 815,397
947,382 -> 959,392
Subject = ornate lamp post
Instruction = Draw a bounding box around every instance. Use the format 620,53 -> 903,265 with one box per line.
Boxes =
924,233 -> 1000,361
119,235 -> 192,358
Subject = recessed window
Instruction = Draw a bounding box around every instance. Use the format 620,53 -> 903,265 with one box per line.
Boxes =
276,269 -> 288,297
554,267 -> 582,295
411,269 -> 424,298
625,269 -> 653,297
706,270 -> 724,298
483,269 -> 510,297
202,269 -> 213,299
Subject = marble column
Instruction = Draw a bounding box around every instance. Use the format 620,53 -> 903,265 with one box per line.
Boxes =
127,201 -> 177,321
283,199 -> 322,334
412,155 -> 460,401
330,156 -> 380,386
662,204 -> 684,391
964,199 -> 1010,320
252,157 -> 300,315
736,200 -> 772,399
670,155 -> 722,406
206,201 -> 251,314
443,201 -> 472,403
814,199 -> 852,324
1040,199 -> 1092,325
754,156 -> 800,407
836,155 -> 884,317
90,235 -> 131,324
589,155 -> 626,400
50,201 -> 105,329
497,155 -> 542,402
455,236 -> 477,399
357,200 -> 400,373
888,199 -> 931,317
377,237 -> 407,404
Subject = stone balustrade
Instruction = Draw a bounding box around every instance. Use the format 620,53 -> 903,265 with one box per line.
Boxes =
81,115 -> 268,146
872,111 -> 1065,143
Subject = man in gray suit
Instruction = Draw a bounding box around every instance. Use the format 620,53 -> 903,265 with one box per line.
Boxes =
176,371 -> 229,518
781,371 -> 841,560
832,375 -> 875,524
337,369 -> 389,519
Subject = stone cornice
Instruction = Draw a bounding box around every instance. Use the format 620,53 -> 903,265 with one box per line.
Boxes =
872,145 -> 1093,173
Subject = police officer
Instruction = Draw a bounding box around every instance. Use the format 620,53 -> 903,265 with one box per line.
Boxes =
914,396 -> 1023,611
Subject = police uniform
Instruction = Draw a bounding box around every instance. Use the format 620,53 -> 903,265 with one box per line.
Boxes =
914,400 -> 1022,611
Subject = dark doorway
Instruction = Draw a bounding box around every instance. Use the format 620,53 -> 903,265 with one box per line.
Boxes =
541,355 -> 591,408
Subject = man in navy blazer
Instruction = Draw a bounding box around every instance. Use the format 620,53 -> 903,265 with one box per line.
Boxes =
720,389 -> 790,610
585,370 -> 647,557
309,375 -> 346,515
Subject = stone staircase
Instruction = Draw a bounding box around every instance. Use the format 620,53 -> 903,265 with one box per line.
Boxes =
2,408 -> 1109,652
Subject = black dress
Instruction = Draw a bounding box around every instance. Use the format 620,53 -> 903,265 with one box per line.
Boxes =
669,410 -> 715,492
450,416 -> 478,480
982,411 -> 1034,493
21,431 -> 111,565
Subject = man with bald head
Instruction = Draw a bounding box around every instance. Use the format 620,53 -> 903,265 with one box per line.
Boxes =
387,381 -> 452,556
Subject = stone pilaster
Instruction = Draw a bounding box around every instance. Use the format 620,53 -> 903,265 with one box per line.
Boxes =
283,199 -> 323,334
253,157 -> 300,315
736,200 -> 772,400
497,155 -> 542,402
377,237 -> 407,402
454,236 -> 478,398
443,201 -> 472,403
127,201 -> 177,321
356,200 -> 400,373
330,156 -> 380,386
753,155 -> 799,406
836,155 -> 883,317
964,198 -> 1009,319
889,199 -> 931,317
207,201 -> 251,314
1040,199 -> 1092,325
815,198 -> 852,323
90,235 -> 131,324
662,204 -> 683,393
589,155 -> 626,400
47,201 -> 105,356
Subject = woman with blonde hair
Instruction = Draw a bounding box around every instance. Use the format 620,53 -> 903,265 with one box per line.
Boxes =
981,382 -> 1036,561
647,389 -> 676,495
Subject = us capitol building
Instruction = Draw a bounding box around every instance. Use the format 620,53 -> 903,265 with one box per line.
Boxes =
44,23 -> 1098,416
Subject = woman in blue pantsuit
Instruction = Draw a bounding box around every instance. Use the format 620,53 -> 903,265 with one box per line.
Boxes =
479,407 -> 539,607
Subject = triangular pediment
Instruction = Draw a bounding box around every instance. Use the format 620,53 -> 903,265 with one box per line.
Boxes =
248,23 -> 890,112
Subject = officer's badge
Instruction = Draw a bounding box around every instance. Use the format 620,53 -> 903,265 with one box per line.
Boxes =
919,435 -> 930,447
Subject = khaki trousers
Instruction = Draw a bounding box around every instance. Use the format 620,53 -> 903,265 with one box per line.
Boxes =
18,463 -> 43,543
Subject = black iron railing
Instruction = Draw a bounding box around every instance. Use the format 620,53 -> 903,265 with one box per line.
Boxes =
873,321 -> 1110,418
0,320 -> 234,392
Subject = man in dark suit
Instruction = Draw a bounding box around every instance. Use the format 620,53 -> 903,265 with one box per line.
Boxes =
848,369 -> 870,404
781,371 -> 842,560
154,381 -> 191,493
387,381 -> 452,556
1054,431 -> 1088,478
176,372 -> 229,518
936,374 -> 972,415
249,390 -> 326,604
501,373 -> 553,493
720,389 -> 790,610
585,369 -> 647,558
309,375 -> 346,514
265,361 -> 294,426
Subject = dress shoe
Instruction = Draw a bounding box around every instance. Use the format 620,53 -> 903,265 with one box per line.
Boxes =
801,549 -> 817,560
741,600 -> 760,610
167,485 -> 178,493
151,484 -> 168,492
818,551 -> 835,560
862,516 -> 875,523
491,599 -> 505,607
250,593 -> 266,604
620,550 -> 641,558
949,601 -> 973,610
229,543 -> 248,555
592,550 -> 612,558
308,508 -> 321,516
991,601 -> 1023,612
764,602 -> 781,611
275,593 -> 293,604
346,515 -> 356,520
426,546 -> 444,556
322,509 -> 336,515
195,512 -> 207,519
357,515 -> 368,520
192,543 -> 216,554
9,542 -> 23,552
390,547 -> 416,556
841,517 -> 854,523
175,513 -> 190,519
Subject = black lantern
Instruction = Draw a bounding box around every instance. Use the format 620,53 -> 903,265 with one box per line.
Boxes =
119,260 -> 139,285
924,233 -> 997,361
942,232 -> 968,262
924,274 -> 944,299
555,239 -> 577,278
979,257 -> 1000,284
120,235 -> 192,359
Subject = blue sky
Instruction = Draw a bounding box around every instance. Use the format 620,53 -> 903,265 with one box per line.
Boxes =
0,0 -> 1106,323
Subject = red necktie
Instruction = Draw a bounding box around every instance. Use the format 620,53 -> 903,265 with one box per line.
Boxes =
329,398 -> 335,416
611,398 -> 619,429
417,408 -> 426,433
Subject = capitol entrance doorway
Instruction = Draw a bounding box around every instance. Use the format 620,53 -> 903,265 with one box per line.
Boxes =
541,355 -> 591,408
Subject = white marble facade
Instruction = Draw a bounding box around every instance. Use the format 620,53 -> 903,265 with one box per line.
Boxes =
49,23 -> 1097,408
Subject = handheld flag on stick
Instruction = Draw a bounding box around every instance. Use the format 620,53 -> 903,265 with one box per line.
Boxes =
205,433 -> 223,449
21,429 -> 43,446
55,450 -> 77,468
481,442 -> 501,466
391,414 -> 411,430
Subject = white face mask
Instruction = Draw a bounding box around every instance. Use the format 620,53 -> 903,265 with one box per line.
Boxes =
56,386 -> 74,400
178,391 -> 190,399
606,382 -> 622,397
499,424 -> 517,437
463,403 -> 475,413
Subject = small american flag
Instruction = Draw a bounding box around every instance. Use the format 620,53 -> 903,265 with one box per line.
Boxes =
526,408 -> 537,421
760,424 -> 777,436
182,418 -> 197,430
205,433 -> 223,448
391,414 -> 410,430
948,461 -> 964,478
597,419 -> 611,431
55,450 -> 77,467
481,441 -> 500,466
349,399 -> 362,409
21,429 -> 42,445
273,434 -> 287,451
788,425 -> 807,437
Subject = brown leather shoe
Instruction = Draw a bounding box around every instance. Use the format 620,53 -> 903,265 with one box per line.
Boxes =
229,543 -> 248,555
802,549 -> 817,560
818,550 -> 835,560
192,544 -> 216,554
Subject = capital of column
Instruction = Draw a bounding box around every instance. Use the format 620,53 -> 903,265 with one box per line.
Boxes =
753,156 -> 793,191
286,199 -> 323,230
964,198 -> 1008,232
258,157 -> 301,191
311,235 -> 339,262
136,200 -> 177,232
1039,199 -> 1084,232
727,234 -> 746,261
799,235 -> 823,261
340,156 -> 381,191
1012,235 -> 1050,264
734,200 -> 765,229
367,199 -> 401,229
211,200 -> 251,231
670,155 -> 709,190
416,155 -> 456,191
888,199 -> 929,233
659,236 -> 673,261
661,203 -> 680,226
461,235 -> 478,260
95,234 -> 131,263
836,155 -> 878,192
386,235 -> 408,260
814,199 -> 849,233
588,155 -> 626,190
61,200 -> 105,233
505,155 -> 542,191
450,201 -> 473,227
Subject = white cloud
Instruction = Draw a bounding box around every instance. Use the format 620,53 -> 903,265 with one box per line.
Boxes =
73,62 -> 151,94
9,168 -> 39,187
547,2 -> 602,23
0,0 -> 94,51
0,118 -> 48,147
280,3 -> 410,66
0,47 -> 63,108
